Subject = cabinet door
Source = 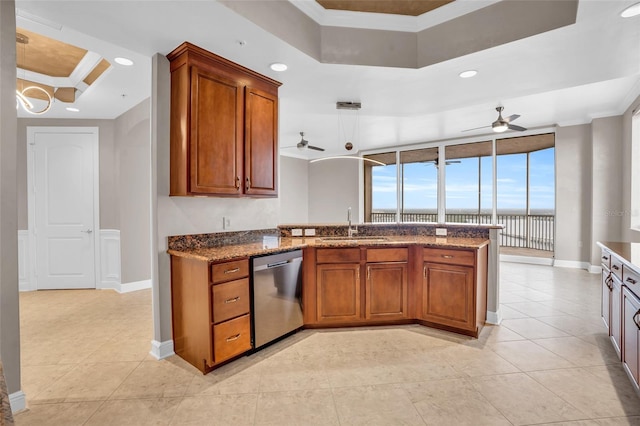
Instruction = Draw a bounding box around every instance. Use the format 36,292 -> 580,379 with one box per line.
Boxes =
190,66 -> 243,195
611,274 -> 623,358
244,87 -> 278,196
366,262 -> 408,320
423,262 -> 475,331
602,269 -> 612,332
316,263 -> 361,323
622,287 -> 640,391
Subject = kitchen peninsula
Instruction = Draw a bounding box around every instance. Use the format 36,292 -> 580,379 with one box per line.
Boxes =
168,223 -> 500,373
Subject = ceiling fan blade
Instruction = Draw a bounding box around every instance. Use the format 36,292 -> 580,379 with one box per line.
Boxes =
505,114 -> 520,123
508,124 -> 527,131
280,145 -> 298,149
461,125 -> 490,132
445,160 -> 461,165
307,145 -> 325,151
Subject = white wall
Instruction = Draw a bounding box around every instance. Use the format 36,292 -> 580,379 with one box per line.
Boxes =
308,159 -> 359,223
279,156 -> 309,224
114,99 -> 151,284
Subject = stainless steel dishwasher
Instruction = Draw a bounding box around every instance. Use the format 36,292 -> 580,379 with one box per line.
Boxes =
251,250 -> 303,349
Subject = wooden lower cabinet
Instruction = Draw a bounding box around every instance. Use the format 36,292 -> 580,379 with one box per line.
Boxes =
171,255 -> 252,373
422,262 -> 475,331
420,246 -> 487,337
623,286 -> 640,392
316,263 -> 361,323
366,262 -> 408,320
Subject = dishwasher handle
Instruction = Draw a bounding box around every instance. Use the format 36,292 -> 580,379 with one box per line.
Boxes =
253,256 -> 302,272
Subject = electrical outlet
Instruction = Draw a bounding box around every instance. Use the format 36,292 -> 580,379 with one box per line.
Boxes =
223,217 -> 231,230
435,228 -> 447,236
304,228 -> 316,236
291,228 -> 303,237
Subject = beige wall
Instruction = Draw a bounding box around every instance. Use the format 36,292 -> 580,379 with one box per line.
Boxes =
279,156 -> 309,224
554,124 -> 592,264
591,116 -> 624,265
114,99 -> 151,283
17,118 -> 118,230
0,0 -> 21,396
308,159 -> 359,223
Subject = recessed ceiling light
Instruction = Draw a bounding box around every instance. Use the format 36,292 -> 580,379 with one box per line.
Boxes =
459,70 -> 478,78
65,107 -> 80,112
114,57 -> 134,66
621,2 -> 640,17
270,63 -> 288,72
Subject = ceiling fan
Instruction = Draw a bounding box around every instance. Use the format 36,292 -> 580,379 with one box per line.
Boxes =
282,132 -> 325,151
462,106 -> 527,133
423,159 -> 461,168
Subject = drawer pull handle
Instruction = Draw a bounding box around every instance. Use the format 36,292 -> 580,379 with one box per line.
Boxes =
224,296 -> 240,304
235,176 -> 241,190
602,256 -> 609,261
442,255 -> 454,259
627,277 -> 638,285
613,265 -> 620,270
226,333 -> 241,342
224,267 -> 240,274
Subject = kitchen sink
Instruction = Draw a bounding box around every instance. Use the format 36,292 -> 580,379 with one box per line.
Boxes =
319,236 -> 389,241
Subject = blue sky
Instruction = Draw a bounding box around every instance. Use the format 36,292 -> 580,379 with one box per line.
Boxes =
372,148 -> 555,212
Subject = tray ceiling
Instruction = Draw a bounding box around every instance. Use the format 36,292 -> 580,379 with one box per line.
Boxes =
315,0 -> 454,17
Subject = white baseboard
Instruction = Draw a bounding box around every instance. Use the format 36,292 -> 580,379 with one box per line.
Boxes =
500,254 -> 554,266
9,390 -> 26,413
150,340 -> 175,360
588,265 -> 602,274
486,310 -> 502,325
118,279 -> 151,293
553,259 -> 591,270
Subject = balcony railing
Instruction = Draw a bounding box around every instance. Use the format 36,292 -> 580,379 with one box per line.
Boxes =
369,212 -> 555,252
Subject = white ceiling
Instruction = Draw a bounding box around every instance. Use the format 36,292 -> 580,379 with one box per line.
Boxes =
14,0 -> 640,158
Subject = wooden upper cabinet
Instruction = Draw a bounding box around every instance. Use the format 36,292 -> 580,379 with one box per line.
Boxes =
167,42 -> 281,197
244,87 -> 278,196
190,67 -> 243,195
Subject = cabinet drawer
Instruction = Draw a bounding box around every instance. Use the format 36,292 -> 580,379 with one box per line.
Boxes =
423,248 -> 475,266
213,314 -> 251,363
316,248 -> 360,264
211,259 -> 249,283
624,266 -> 640,295
366,248 -> 408,262
601,250 -> 611,269
611,256 -> 623,281
211,278 -> 250,324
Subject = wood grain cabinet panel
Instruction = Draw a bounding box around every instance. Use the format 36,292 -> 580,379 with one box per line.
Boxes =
422,262 -> 475,331
167,42 -> 280,197
211,278 -> 250,324
316,263 -> 361,323
213,314 -> 251,364
623,286 -> 640,392
366,262 -> 408,320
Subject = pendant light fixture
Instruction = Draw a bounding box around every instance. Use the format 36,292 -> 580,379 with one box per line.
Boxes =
16,32 -> 53,115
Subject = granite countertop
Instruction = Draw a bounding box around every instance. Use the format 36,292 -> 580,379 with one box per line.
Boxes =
168,235 -> 490,263
597,241 -> 640,273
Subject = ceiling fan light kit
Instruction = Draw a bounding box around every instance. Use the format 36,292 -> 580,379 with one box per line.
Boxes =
463,106 -> 527,133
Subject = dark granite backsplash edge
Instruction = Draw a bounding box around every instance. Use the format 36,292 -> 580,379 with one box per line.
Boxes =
278,223 -> 497,239
168,228 -> 280,250
168,223 -> 498,251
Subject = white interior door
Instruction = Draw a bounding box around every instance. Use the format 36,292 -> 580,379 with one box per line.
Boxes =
28,127 -> 99,290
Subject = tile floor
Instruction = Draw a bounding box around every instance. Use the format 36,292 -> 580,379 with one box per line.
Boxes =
14,262 -> 640,425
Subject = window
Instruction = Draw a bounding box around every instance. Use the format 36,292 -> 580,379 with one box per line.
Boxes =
400,148 -> 438,222
365,152 -> 397,222
445,141 -> 492,224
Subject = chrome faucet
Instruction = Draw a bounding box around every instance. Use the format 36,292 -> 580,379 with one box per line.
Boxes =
347,207 -> 358,237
